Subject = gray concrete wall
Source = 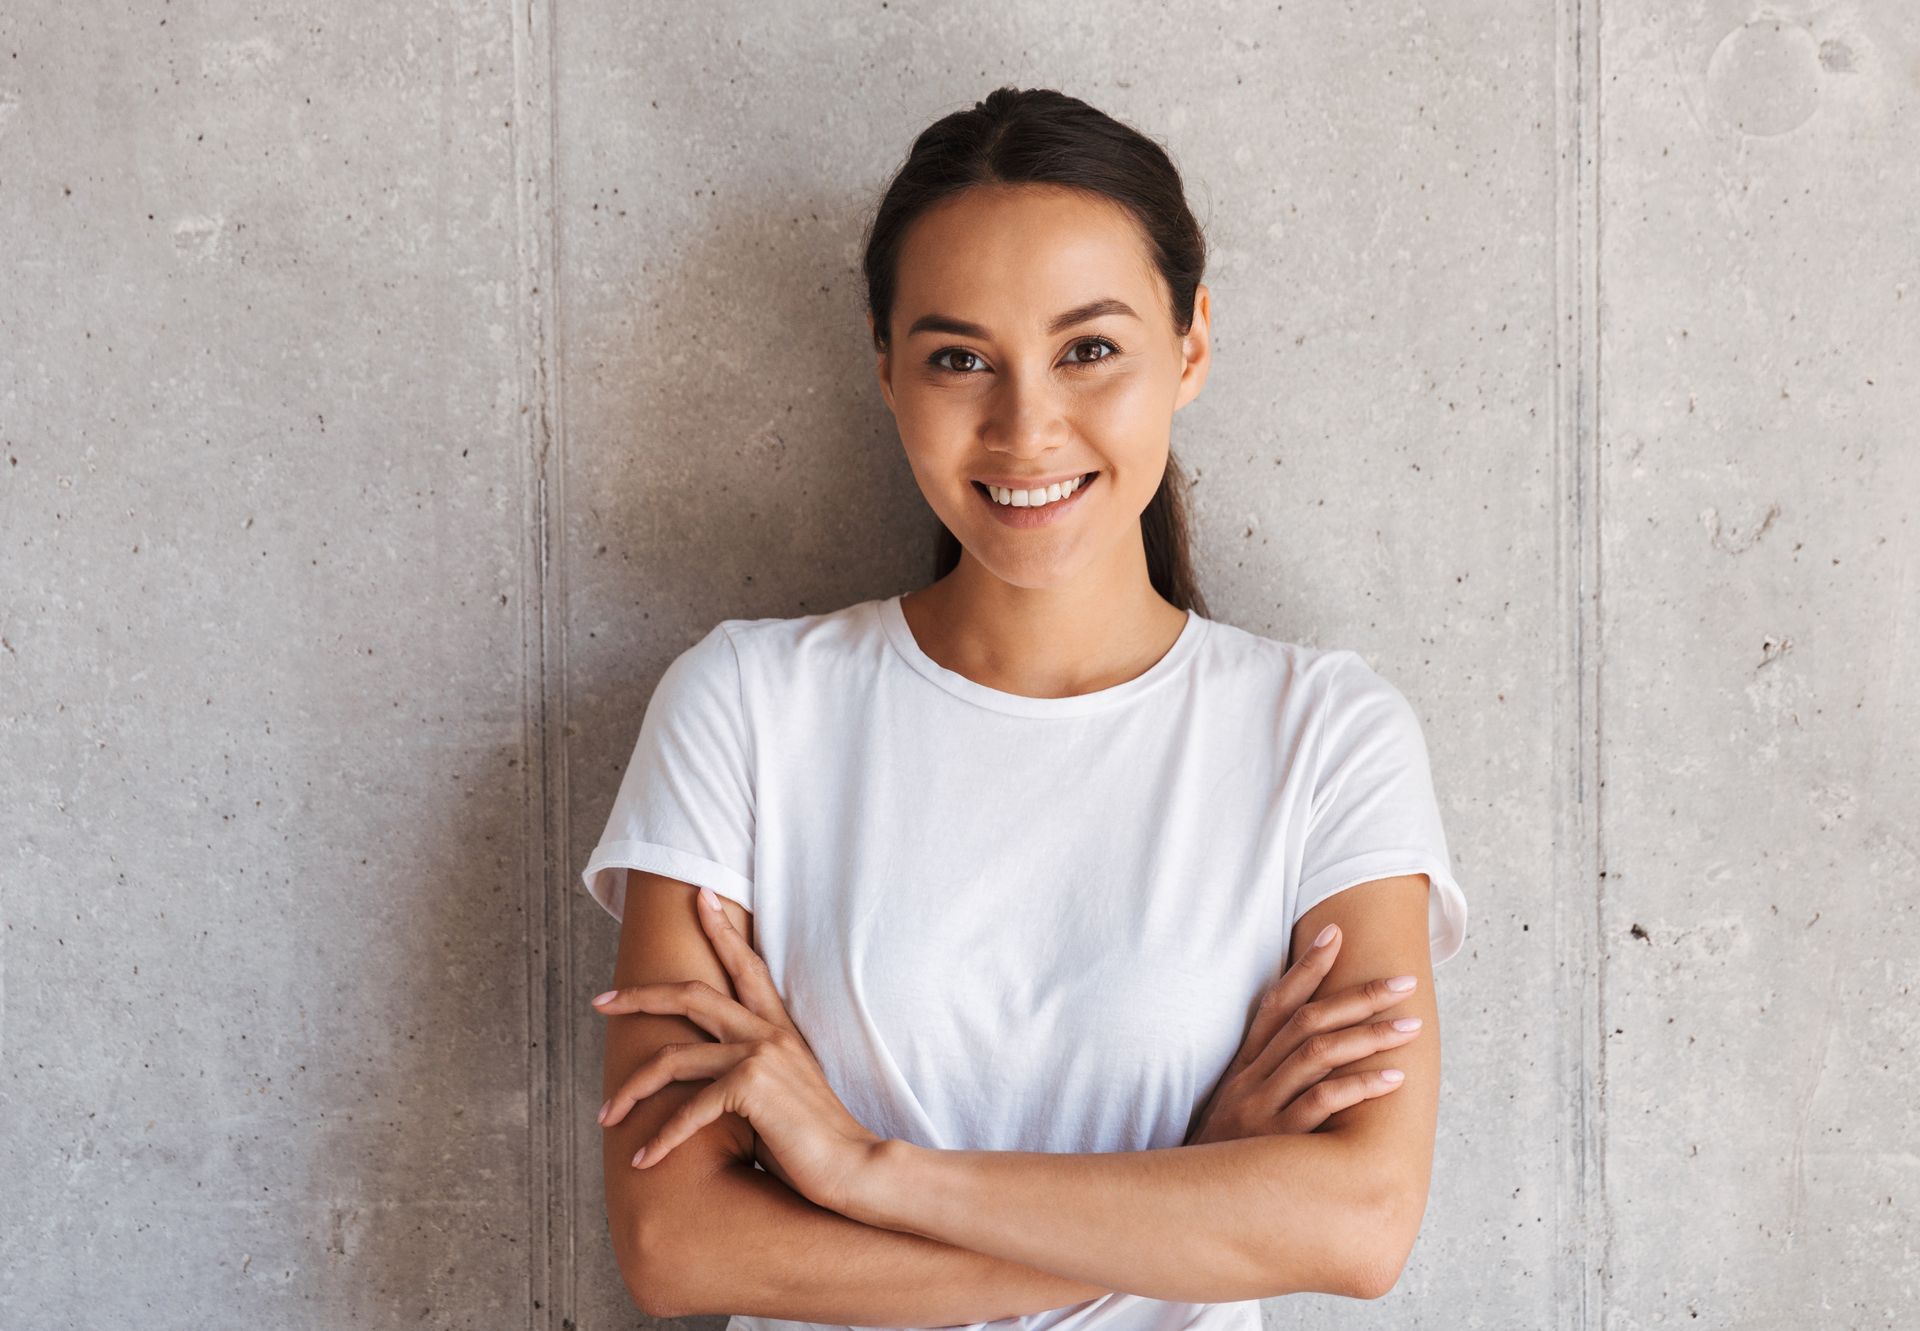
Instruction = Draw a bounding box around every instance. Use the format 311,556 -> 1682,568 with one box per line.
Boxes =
2,2 -> 1912,1327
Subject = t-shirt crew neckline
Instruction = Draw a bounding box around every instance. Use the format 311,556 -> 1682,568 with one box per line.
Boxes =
874,593 -> 1210,718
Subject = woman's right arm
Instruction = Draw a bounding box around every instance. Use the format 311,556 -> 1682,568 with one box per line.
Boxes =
602,869 -> 1113,1322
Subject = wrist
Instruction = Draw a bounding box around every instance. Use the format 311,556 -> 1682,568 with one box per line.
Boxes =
844,1136 -> 919,1230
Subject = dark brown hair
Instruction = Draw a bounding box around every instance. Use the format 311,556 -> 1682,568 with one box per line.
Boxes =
859,86 -> 1211,617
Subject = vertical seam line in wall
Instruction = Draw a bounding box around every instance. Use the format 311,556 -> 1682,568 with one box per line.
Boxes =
1555,0 -> 1606,1326
1585,0 -> 1608,1317
511,0 -> 566,1325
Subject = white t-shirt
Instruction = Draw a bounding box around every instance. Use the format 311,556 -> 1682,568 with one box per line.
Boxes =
582,594 -> 1468,1331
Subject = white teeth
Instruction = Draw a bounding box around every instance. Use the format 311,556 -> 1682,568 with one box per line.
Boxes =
988,474 -> 1086,508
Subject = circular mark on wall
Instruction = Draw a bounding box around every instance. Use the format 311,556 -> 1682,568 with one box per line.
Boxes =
1816,39 -> 1855,74
1706,19 -> 1822,136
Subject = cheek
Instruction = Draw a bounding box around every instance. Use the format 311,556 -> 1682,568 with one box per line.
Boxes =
1075,373 -> 1174,474
892,385 -> 972,450
1076,371 -> 1164,433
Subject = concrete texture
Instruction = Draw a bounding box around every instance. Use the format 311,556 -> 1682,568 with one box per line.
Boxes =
1,2 -> 1912,1327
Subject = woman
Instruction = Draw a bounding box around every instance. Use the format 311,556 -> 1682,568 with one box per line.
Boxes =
582,86 -> 1468,1330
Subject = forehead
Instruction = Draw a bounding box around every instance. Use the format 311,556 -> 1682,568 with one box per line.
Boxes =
892,185 -> 1165,334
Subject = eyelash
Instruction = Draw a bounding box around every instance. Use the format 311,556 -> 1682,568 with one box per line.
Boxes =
926,336 -> 1122,377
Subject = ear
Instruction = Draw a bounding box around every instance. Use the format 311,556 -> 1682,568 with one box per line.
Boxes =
868,309 -> 896,413
1174,283 -> 1212,412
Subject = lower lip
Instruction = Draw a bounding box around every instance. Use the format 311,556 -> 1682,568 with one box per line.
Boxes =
972,472 -> 1099,528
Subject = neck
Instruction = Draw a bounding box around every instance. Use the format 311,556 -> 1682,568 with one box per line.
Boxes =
900,547 -> 1190,700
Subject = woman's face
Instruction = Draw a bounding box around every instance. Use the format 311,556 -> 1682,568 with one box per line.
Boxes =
872,184 -> 1210,591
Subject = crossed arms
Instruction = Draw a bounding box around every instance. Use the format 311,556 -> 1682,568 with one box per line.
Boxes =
600,869 -> 1441,1320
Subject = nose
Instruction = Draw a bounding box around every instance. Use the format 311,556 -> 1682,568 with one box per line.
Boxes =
980,369 -> 1071,458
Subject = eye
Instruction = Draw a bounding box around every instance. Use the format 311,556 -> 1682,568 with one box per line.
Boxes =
925,336 -> 1123,376
927,347 -> 985,375
1064,336 -> 1121,366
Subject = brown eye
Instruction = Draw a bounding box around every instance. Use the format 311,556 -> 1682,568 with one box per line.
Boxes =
1067,337 -> 1120,365
929,348 -> 983,374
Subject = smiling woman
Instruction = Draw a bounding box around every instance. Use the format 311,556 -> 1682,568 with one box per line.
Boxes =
582,85 -> 1468,1330
864,160 -> 1211,624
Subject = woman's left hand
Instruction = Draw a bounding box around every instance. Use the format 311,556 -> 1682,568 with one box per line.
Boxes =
591,886 -> 885,1217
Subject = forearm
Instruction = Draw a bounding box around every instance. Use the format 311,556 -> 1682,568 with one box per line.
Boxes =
845,1133 -> 1390,1303
644,1158 -> 1114,1323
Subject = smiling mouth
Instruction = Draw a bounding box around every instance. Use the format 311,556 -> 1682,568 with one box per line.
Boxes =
970,471 -> 1099,505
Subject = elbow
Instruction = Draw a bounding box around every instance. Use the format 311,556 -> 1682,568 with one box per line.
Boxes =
1346,1246 -> 1408,1302
613,1211 -> 689,1320
621,1230 -> 688,1320
1343,1178 -> 1427,1302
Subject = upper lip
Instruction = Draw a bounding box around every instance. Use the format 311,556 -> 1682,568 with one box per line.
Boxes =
971,470 -> 1096,489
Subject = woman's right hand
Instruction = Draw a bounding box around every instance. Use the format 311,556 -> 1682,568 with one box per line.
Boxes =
1185,924 -> 1422,1145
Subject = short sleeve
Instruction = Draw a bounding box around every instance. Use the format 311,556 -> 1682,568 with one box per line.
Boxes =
1294,652 -> 1468,967
580,623 -> 756,923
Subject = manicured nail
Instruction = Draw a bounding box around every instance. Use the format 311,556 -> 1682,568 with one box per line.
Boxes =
1314,924 -> 1338,948
1380,1069 -> 1405,1083
1386,975 -> 1416,992
700,888 -> 720,913
593,990 -> 619,1006
631,1146 -> 648,1167
597,1099 -> 611,1124
1392,1017 -> 1422,1031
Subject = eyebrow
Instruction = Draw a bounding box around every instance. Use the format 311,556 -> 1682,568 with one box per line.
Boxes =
904,297 -> 1142,340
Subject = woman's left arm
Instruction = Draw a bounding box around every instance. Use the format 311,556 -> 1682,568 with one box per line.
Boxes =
844,873 -> 1443,1305
844,1127 -> 1387,1303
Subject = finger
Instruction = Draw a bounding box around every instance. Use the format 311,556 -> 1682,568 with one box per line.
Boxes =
1247,972 -> 1419,1082
693,887 -> 800,1035
633,1077 -> 731,1169
590,978 -> 765,1043
1260,1015 -> 1424,1106
1228,925 -> 1345,1079
600,1040 -> 742,1127
1275,1067 -> 1407,1134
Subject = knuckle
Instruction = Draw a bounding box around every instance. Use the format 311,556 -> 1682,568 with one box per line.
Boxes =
634,1043 -> 679,1081
1300,1032 -> 1339,1064
1296,999 -> 1334,1031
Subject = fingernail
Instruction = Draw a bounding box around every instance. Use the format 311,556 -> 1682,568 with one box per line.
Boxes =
593,990 -> 618,1006
1386,975 -> 1416,992
632,1146 -> 648,1167
1314,924 -> 1338,948
1380,1069 -> 1405,1083
700,887 -> 720,913
597,1099 -> 611,1124
1392,1017 -> 1422,1031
